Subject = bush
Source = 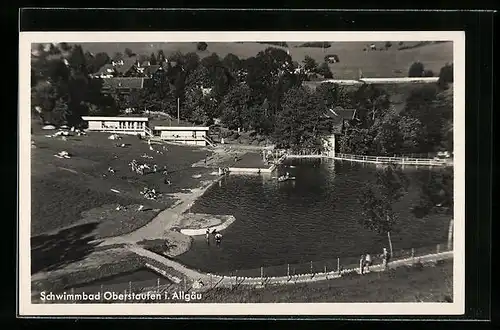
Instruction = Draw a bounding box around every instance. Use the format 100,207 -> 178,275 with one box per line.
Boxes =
408,62 -> 425,77
385,41 -> 392,49
317,62 -> 333,79
438,63 -> 453,88
423,70 -> 434,77
196,42 -> 208,51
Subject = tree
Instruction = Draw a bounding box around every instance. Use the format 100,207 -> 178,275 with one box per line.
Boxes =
219,84 -> 252,130
352,85 -> 390,128
384,41 -> 392,50
314,82 -> 351,110
50,98 -> 70,126
438,63 -> 453,89
274,86 -> 330,151
112,52 -> 123,62
157,50 -> 165,63
196,42 -> 208,51
87,52 -> 110,73
402,85 -> 445,152
222,53 -> 242,73
408,62 -> 425,77
317,62 -> 333,78
303,55 -> 318,73
124,48 -> 136,57
412,167 -> 453,219
58,42 -> 72,52
185,65 -> 212,90
183,52 -> 201,73
358,164 -> 410,256
150,53 -> 157,65
185,87 -> 210,124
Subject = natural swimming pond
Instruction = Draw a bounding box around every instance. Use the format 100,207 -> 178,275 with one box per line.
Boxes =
175,158 -> 451,275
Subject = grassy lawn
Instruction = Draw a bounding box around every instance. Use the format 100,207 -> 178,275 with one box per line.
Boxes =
200,259 -> 453,303
71,41 -> 452,80
31,124 -> 216,274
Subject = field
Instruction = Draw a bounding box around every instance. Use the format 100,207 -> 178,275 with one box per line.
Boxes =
201,259 -> 453,303
61,41 -> 453,80
30,123 -> 217,273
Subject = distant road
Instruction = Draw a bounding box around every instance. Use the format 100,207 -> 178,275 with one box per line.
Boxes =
305,77 -> 440,87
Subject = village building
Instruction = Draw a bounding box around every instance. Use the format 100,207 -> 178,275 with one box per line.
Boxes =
322,106 -> 356,157
100,77 -> 147,96
81,116 -> 153,137
153,126 -> 212,147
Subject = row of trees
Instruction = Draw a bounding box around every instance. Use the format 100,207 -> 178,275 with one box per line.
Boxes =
31,44 -> 108,126
338,77 -> 453,156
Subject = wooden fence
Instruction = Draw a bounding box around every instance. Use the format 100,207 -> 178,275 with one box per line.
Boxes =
334,153 -> 450,166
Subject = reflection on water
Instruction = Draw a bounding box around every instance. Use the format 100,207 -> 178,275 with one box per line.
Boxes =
176,159 -> 451,273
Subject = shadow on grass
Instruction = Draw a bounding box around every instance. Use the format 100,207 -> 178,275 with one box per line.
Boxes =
31,222 -> 100,274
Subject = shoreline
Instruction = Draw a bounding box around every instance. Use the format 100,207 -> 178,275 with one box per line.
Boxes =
179,215 -> 236,236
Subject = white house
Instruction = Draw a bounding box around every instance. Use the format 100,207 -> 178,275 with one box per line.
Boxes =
154,126 -> 211,146
81,116 -> 153,137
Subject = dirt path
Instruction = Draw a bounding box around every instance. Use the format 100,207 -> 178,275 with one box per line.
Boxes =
97,179 -> 221,250
126,245 -> 209,281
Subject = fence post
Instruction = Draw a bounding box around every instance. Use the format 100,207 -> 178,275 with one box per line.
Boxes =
157,278 -> 160,293
260,266 -> 264,284
337,257 -> 340,275
437,244 -> 440,254
287,264 -> 290,278
310,261 -> 313,274
129,281 -> 132,295
100,284 -> 103,302
411,248 -> 415,259
210,274 -> 213,289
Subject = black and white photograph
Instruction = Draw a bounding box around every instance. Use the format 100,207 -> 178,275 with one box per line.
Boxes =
19,31 -> 465,316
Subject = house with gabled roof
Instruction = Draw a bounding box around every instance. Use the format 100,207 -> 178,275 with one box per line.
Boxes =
101,77 -> 147,96
322,106 -> 357,157
92,64 -> 117,78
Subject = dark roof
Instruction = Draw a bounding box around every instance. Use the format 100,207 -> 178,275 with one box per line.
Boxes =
114,57 -> 138,75
323,107 -> 356,134
102,77 -> 146,90
144,65 -> 161,76
94,64 -> 115,75
323,107 -> 356,121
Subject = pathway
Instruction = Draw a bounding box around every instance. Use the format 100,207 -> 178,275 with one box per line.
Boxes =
125,242 -> 453,289
97,179 -> 219,247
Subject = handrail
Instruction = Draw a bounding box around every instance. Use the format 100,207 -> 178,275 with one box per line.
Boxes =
144,126 -> 153,137
335,153 -> 448,164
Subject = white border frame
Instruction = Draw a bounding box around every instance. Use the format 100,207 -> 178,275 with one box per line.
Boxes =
19,31 -> 465,316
